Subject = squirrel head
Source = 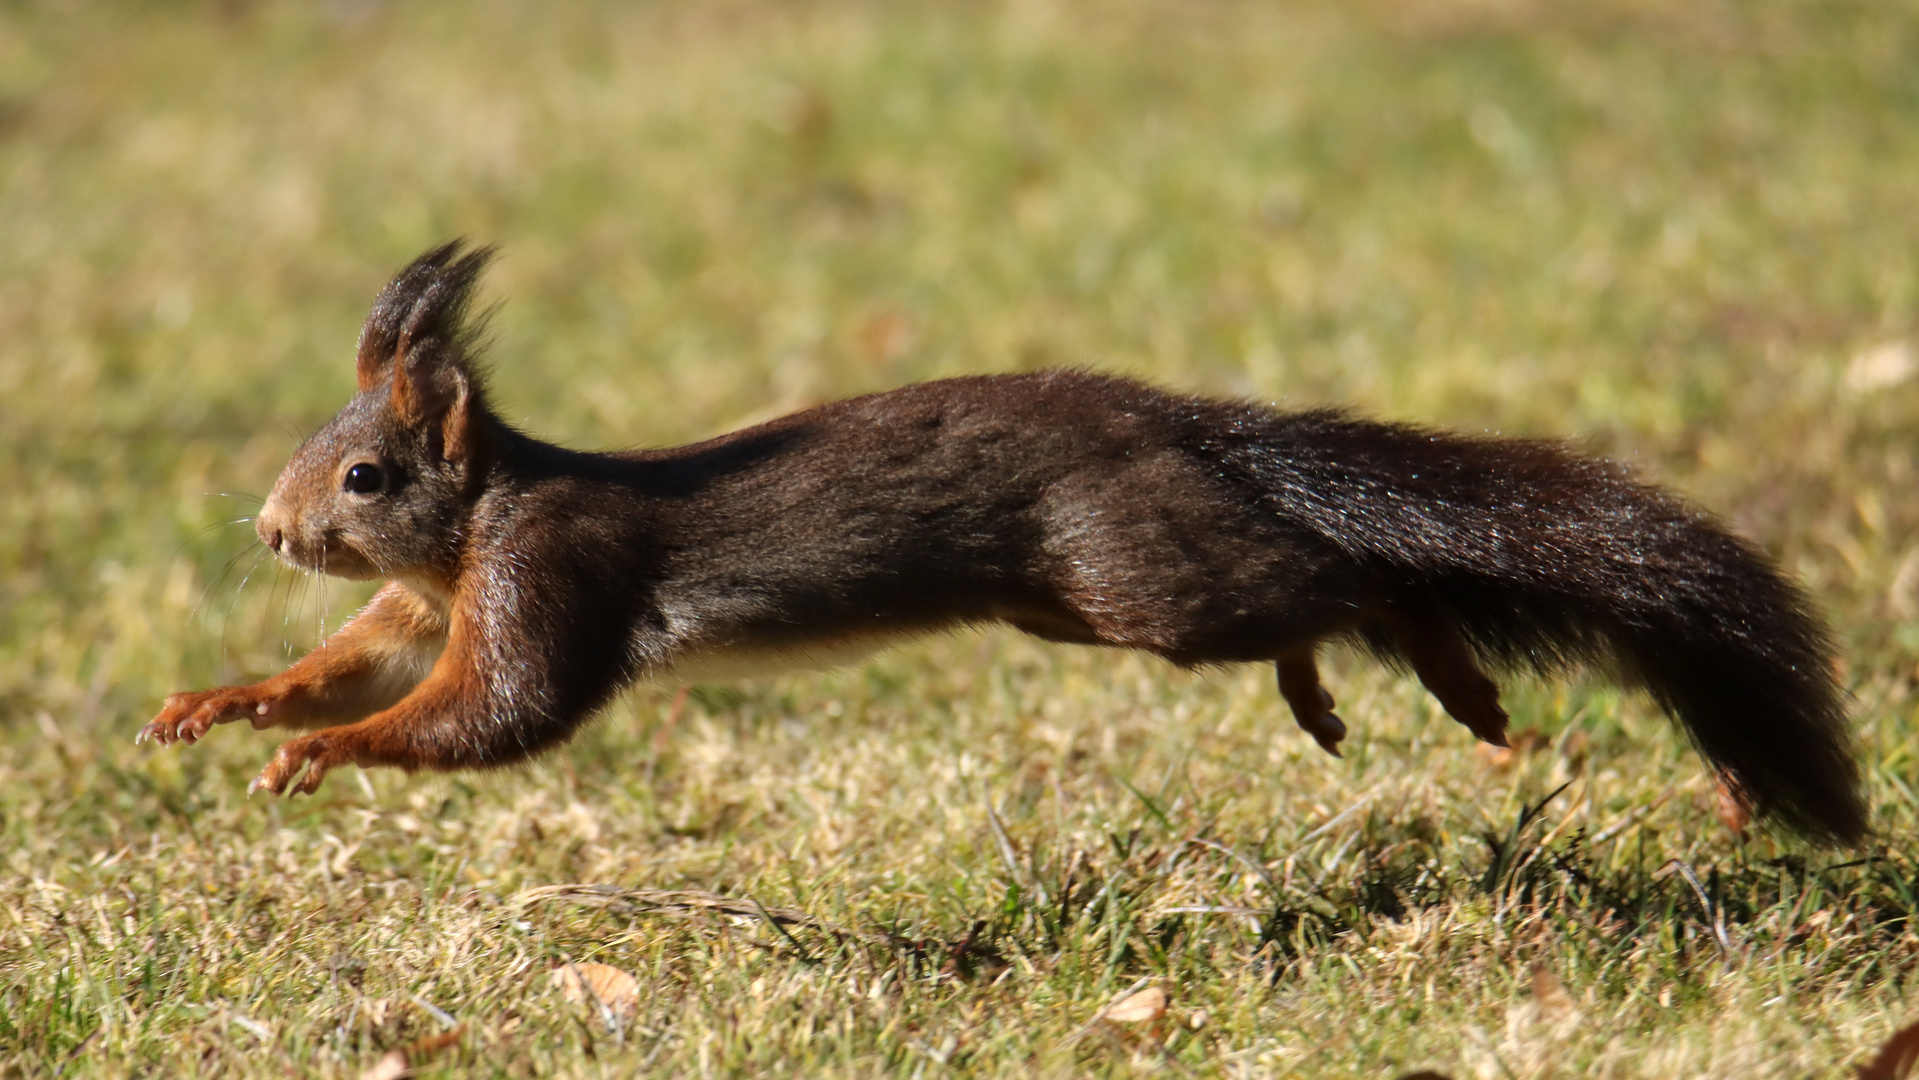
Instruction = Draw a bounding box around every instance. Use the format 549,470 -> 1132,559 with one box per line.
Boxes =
257,242 -> 497,584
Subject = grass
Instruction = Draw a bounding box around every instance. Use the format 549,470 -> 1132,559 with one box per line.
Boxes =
4,0 -> 1919,1075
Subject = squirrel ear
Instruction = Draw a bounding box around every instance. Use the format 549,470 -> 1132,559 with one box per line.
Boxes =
392,356 -> 481,464
359,241 -> 497,461
356,349 -> 386,392
356,241 -> 494,392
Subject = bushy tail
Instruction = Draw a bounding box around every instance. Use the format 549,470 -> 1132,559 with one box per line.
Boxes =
1201,408 -> 1866,845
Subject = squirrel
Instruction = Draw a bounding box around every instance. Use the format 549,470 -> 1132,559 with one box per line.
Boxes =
140,241 -> 1866,845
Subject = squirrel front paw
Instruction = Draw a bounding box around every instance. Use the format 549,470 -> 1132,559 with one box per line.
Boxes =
138,688 -> 273,747
249,733 -> 348,797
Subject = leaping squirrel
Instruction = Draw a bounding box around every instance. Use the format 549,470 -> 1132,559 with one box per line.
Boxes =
141,243 -> 1866,844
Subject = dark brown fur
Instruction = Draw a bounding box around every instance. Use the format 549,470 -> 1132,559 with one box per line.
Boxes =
140,243 -> 1867,845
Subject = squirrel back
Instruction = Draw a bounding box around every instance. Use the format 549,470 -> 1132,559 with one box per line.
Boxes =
143,243 -> 1865,845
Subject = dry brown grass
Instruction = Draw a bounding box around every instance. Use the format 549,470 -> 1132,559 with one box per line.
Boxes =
4,0 -> 1919,1075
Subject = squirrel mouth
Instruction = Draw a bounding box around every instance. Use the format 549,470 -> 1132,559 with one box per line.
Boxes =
274,533 -> 381,580
314,548 -> 383,580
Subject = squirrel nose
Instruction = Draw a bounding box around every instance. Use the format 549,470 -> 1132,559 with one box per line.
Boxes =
257,505 -> 286,553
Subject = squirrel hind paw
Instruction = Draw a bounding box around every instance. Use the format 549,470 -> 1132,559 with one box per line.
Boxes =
1275,654 -> 1347,758
1302,712 -> 1347,758
252,734 -> 344,797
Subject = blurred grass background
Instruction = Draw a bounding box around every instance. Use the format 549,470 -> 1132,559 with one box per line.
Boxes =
5,0 -> 1919,1076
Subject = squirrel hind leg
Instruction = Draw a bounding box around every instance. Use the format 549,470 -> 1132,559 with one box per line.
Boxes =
1378,603 -> 1511,748
1276,649 -> 1347,758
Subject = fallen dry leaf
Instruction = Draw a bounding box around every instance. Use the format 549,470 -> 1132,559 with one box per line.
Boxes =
357,1050 -> 410,1080
1714,774 -> 1752,837
552,962 -> 641,1022
1562,729 -> 1592,768
1531,962 -> 1574,1015
1475,728 -> 1548,769
355,1022 -> 466,1080
1103,985 -> 1168,1024
403,1026 -> 465,1061
1859,1018 -> 1919,1079
1475,745 -> 1516,768
1846,341 -> 1916,393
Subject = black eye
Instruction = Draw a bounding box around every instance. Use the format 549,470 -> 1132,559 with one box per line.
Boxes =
343,463 -> 385,494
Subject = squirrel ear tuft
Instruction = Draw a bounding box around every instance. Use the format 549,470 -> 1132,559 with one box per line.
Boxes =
356,240 -> 496,392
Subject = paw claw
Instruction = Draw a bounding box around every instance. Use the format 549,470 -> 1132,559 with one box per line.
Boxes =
1473,719 -> 1511,748
140,687 -> 268,752
1310,711 -> 1347,758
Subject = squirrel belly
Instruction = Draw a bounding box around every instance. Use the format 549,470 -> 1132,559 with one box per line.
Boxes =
648,633 -> 903,686
139,242 -> 1867,846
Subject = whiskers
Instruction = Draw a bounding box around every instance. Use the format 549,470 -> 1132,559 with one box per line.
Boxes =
178,514 -> 260,553
319,536 -> 330,652
204,542 -> 271,669
183,498 -> 360,677
178,491 -> 272,654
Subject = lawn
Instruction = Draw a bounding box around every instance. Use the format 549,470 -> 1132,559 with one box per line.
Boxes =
4,0 -> 1919,1075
